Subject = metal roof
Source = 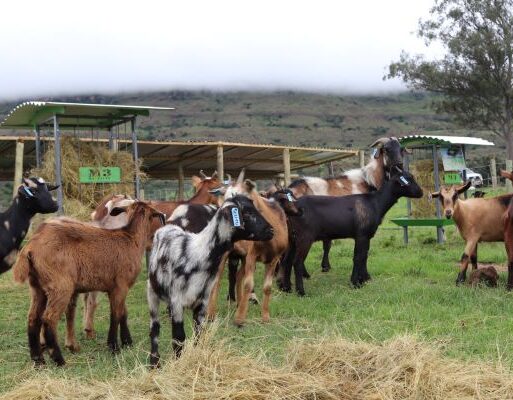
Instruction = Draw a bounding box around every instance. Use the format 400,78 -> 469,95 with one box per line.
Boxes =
0,136 -> 358,180
399,134 -> 494,147
0,101 -> 175,130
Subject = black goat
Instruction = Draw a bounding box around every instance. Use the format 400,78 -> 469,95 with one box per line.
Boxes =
147,195 -> 273,366
167,203 -> 218,233
0,177 -> 58,274
280,171 -> 423,295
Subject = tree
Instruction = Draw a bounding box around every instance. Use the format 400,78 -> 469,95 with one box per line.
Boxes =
386,0 -> 513,158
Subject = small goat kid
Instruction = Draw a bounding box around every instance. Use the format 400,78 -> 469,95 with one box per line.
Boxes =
147,195 -> 273,365
13,202 -> 165,366
431,181 -> 512,284
0,177 -> 58,274
288,137 -> 405,273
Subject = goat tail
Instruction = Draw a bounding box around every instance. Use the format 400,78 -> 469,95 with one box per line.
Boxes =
13,247 -> 32,283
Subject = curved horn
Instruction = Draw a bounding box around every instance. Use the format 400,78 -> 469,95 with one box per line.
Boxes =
226,173 -> 233,184
211,170 -> 218,179
369,137 -> 391,148
199,170 -> 208,179
236,168 -> 246,185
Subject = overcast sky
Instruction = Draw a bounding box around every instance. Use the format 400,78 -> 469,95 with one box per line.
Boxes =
0,0 -> 443,100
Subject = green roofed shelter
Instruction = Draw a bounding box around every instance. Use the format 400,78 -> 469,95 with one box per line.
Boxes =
0,101 -> 175,213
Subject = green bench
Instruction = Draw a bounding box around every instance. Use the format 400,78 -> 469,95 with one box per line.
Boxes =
390,217 -> 455,244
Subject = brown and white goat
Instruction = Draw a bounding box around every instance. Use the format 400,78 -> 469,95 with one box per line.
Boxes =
431,181 -> 512,284
13,201 -> 165,366
288,136 -> 405,272
207,171 -> 300,326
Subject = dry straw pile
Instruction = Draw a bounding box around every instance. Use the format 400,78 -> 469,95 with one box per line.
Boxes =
3,329 -> 513,400
32,136 -> 145,220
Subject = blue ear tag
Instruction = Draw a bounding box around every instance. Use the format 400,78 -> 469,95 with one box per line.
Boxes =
399,176 -> 409,185
23,186 -> 34,197
372,148 -> 379,158
231,207 -> 241,227
286,193 -> 293,201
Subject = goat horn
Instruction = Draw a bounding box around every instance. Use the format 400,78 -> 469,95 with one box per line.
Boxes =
211,170 -> 218,179
369,137 -> 391,148
236,168 -> 246,185
199,170 -> 208,179
226,173 -> 233,184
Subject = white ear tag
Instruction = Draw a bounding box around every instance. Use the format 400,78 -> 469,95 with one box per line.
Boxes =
372,148 -> 379,158
231,207 -> 241,227
400,176 -> 409,185
23,186 -> 34,197
286,193 -> 293,201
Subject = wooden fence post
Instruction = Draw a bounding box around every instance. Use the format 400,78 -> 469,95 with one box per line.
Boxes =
507,160 -> 513,191
490,157 -> 497,189
13,140 -> 24,198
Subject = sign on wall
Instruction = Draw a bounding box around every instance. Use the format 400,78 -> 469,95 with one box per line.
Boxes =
79,167 -> 121,183
440,147 -> 466,171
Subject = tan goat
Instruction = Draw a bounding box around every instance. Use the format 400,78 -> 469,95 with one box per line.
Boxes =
431,181 -> 512,284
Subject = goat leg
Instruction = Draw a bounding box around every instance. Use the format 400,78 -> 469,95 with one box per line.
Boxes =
351,237 -> 370,288
171,318 -> 186,358
64,292 -> 80,353
508,262 -> 513,291
28,286 -> 46,366
147,281 -> 161,368
120,305 -> 132,347
321,240 -> 332,272
227,255 -> 239,302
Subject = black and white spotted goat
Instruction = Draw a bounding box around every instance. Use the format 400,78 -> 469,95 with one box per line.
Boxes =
0,177 -> 58,274
147,195 -> 274,366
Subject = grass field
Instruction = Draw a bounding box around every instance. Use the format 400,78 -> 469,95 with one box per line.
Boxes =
1,197 -> 513,396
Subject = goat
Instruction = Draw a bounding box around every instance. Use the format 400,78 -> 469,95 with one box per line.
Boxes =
13,201 -> 165,366
500,170 -> 513,290
281,171 -> 423,295
468,266 -> 498,288
431,181 -> 513,284
289,137 -> 405,274
82,171 -> 222,340
0,177 -> 58,274
207,183 -> 302,323
147,195 -> 273,365
82,194 -> 135,339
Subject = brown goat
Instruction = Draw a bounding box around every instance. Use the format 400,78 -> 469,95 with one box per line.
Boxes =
500,170 -> 513,289
13,201 -> 165,366
431,181 -> 512,284
207,173 -> 293,326
468,266 -> 499,288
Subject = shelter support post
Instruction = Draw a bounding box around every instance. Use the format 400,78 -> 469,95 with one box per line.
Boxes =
131,118 -> 140,199
403,153 -> 411,245
432,145 -> 444,244
177,162 -> 184,201
53,115 -> 64,214
507,160 -> 513,192
359,150 -> 365,168
217,144 -> 224,182
34,125 -> 41,168
490,157 -> 497,189
12,140 -> 24,198
283,148 -> 291,186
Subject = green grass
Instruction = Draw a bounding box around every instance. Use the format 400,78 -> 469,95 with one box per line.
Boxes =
1,202 -> 513,394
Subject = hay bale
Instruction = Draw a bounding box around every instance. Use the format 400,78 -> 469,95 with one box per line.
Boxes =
410,159 -> 443,218
32,136 -> 146,220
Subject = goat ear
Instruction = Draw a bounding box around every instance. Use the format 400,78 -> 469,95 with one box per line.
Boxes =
46,184 -> 59,191
500,170 -> 513,182
456,180 -> 472,194
109,206 -> 127,217
191,175 -> 202,189
244,179 -> 256,192
209,186 -> 226,196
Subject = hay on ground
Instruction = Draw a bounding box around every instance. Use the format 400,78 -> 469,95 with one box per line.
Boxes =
3,328 -> 513,400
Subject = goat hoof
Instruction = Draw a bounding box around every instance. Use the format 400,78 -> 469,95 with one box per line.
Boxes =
121,341 -> 133,348
303,271 -> 311,279
149,354 -> 161,368
296,289 -> 306,297
32,357 -> 46,367
52,355 -> 66,367
321,266 -> 331,272
65,343 -> 81,353
233,320 -> 245,328
84,329 -> 96,339
456,275 -> 466,285
249,294 -> 259,305
109,343 -> 120,354
507,285 -> 513,292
